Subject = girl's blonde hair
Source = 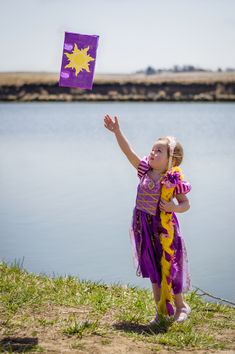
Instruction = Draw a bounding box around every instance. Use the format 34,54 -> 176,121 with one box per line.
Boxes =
157,136 -> 184,166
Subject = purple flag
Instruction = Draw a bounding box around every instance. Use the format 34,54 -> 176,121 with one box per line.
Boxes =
59,32 -> 99,90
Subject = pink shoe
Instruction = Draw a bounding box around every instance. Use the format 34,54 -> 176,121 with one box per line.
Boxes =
174,303 -> 191,323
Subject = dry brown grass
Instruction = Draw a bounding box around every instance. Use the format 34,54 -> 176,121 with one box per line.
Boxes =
0,71 -> 235,86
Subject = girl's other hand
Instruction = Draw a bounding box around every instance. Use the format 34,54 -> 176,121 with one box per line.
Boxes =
159,198 -> 177,212
104,114 -> 120,133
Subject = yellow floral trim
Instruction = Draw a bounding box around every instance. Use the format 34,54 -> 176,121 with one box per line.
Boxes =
157,166 -> 184,316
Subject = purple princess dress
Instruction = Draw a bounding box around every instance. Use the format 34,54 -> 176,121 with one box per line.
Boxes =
130,157 -> 192,294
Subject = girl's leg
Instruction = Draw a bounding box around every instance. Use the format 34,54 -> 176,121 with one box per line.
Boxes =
149,283 -> 161,324
153,285 -> 187,309
174,292 -> 191,322
152,283 -> 161,306
153,286 -> 187,310
174,292 -> 185,309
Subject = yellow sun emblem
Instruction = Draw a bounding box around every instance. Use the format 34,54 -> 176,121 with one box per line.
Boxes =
64,43 -> 95,76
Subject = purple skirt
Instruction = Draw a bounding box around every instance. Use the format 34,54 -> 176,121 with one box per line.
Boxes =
130,207 -> 191,294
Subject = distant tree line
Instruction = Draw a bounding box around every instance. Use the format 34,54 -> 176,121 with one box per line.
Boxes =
136,65 -> 235,75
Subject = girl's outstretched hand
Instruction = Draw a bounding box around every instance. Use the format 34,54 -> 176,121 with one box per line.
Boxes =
104,114 -> 120,133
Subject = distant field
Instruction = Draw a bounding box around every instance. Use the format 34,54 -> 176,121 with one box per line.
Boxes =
0,71 -> 235,86
1,72 -> 234,102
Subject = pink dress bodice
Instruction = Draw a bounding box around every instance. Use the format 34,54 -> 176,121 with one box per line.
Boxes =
135,173 -> 161,216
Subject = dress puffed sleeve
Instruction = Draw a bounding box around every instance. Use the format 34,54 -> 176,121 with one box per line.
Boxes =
175,180 -> 192,195
137,156 -> 150,179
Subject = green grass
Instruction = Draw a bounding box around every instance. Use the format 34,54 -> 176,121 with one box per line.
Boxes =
62,319 -> 99,338
0,260 -> 234,352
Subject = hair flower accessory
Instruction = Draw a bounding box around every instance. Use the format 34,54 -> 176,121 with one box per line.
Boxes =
162,168 -> 183,188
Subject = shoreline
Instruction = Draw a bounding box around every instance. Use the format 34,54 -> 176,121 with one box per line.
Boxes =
0,72 -> 235,102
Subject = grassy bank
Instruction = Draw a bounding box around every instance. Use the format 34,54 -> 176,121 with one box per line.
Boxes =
0,261 -> 234,353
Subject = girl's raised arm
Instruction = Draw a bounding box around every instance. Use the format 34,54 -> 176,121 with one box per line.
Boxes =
104,114 -> 141,169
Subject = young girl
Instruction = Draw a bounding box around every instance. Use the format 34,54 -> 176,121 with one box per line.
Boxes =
104,114 -> 192,323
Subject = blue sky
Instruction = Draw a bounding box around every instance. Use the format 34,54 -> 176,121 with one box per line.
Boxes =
0,0 -> 235,73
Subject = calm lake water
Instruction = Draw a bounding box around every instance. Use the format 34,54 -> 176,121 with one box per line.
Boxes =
0,102 -> 235,302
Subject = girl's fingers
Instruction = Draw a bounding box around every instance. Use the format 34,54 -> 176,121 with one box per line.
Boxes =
105,114 -> 115,124
104,122 -> 114,131
104,117 -> 112,127
104,116 -> 110,124
104,114 -> 118,131
161,201 -> 167,207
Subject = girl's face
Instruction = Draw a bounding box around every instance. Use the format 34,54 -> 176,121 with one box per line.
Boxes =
148,140 -> 169,171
